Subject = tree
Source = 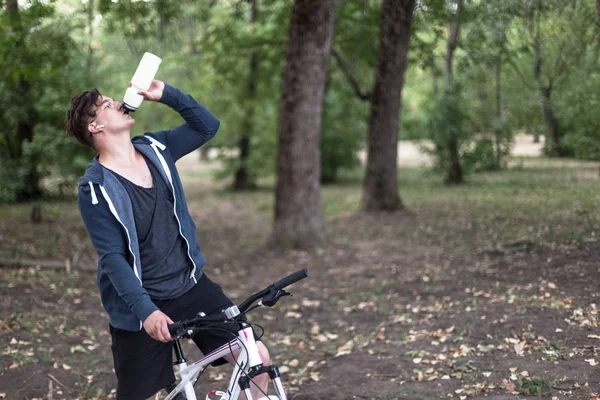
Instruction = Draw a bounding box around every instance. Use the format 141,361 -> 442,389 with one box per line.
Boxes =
442,0 -> 465,184
233,0 -> 259,191
4,0 -> 38,199
504,0 -> 590,156
273,0 -> 335,248
361,0 -> 416,210
0,0 -> 76,202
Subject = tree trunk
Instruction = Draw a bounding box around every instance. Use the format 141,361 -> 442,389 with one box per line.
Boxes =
530,16 -> 560,156
234,0 -> 259,191
86,0 -> 95,74
495,61 -> 502,167
273,0 -> 334,248
530,6 -> 560,156
540,86 -> 560,155
444,0 -> 462,85
444,0 -> 464,185
361,0 -> 415,211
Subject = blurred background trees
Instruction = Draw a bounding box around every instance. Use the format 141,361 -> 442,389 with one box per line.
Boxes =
1,0 -> 599,245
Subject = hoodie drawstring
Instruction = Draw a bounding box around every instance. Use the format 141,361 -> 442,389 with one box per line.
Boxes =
89,181 -> 98,205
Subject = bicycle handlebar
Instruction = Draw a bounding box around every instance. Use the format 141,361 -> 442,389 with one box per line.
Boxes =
168,268 -> 308,337
273,268 -> 308,290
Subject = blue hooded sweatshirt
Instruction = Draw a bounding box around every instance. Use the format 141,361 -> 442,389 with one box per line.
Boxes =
78,84 -> 220,331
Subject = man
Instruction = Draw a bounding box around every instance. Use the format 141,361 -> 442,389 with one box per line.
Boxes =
66,80 -> 270,400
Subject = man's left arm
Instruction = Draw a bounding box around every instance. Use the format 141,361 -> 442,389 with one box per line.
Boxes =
144,82 -> 220,162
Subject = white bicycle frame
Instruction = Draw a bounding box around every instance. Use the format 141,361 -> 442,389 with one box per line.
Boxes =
164,326 -> 287,400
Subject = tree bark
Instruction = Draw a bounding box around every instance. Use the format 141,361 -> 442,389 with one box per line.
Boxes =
444,0 -> 464,185
86,0 -> 95,73
530,9 -> 560,156
495,61 -> 502,167
444,0 -> 463,85
234,0 -> 259,191
273,0 -> 334,248
361,0 -> 415,211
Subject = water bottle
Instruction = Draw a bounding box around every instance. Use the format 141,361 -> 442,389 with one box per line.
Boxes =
122,52 -> 162,113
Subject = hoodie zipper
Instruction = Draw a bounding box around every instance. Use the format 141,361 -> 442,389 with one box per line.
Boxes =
96,183 -> 144,330
146,136 -> 198,283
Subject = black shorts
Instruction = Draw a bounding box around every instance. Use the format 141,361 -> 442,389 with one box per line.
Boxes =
109,273 -> 260,400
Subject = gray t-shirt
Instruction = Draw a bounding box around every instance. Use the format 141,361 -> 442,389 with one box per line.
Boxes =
109,155 -> 195,299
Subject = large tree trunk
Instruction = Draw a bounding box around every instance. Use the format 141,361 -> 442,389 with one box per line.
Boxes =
443,0 -> 464,185
361,0 -> 415,211
234,0 -> 259,191
6,0 -> 41,200
273,0 -> 334,248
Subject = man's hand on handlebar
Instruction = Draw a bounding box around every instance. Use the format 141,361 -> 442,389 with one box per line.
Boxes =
144,310 -> 174,342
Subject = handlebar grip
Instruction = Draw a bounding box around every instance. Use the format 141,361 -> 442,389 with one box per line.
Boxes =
272,268 -> 308,290
168,321 -> 184,337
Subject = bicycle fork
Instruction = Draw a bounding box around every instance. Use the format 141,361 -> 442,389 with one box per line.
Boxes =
170,339 -> 197,400
238,365 -> 287,400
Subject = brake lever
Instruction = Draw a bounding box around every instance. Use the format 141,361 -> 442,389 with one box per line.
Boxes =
262,289 -> 291,307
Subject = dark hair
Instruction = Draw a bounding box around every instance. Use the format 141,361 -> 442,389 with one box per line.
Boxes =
65,88 -> 101,149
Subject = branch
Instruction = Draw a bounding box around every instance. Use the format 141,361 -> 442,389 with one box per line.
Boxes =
506,56 -> 536,90
0,257 -> 73,270
331,47 -> 372,101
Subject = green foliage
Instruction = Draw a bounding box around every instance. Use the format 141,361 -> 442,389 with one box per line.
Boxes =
0,0 -> 91,202
321,74 -> 366,183
2,0 -> 600,201
516,375 -> 543,396
424,84 -> 471,174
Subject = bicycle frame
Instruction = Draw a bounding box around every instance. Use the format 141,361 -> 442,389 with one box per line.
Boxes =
164,325 -> 287,400
164,268 -> 308,400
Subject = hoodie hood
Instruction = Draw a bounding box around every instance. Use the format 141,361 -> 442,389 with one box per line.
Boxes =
78,135 -> 154,187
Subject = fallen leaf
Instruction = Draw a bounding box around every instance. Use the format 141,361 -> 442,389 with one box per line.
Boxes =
62,364 -> 72,370
70,345 -> 87,354
588,335 -> 600,340
335,341 -> 354,357
585,359 -> 598,366
514,341 -> 526,356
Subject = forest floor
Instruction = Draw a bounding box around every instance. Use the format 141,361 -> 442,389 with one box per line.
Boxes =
2,151 -> 600,400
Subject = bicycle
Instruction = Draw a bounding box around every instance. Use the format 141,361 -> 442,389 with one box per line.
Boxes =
163,268 -> 309,400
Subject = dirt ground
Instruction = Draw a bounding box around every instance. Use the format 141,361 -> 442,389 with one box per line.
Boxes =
2,141 -> 600,400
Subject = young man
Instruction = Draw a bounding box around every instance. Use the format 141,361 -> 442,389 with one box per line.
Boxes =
66,80 -> 270,400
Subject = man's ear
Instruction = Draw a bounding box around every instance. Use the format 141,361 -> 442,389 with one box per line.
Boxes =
88,123 -> 105,133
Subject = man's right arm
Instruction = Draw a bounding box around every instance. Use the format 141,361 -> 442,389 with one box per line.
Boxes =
78,184 -> 158,325
150,83 -> 220,162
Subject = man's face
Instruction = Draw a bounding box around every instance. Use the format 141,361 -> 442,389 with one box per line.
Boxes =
92,96 -> 135,132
